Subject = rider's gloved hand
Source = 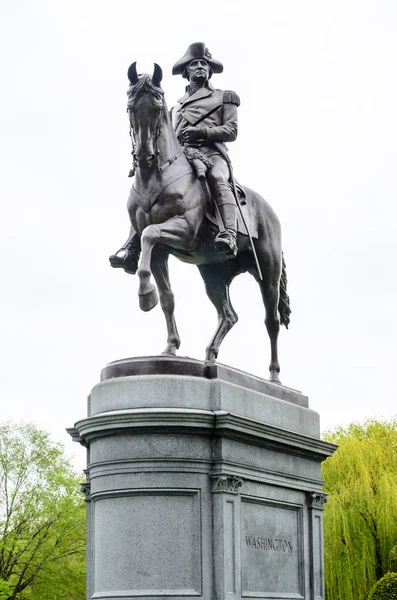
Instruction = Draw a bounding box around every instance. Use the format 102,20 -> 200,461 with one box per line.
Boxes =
180,126 -> 207,144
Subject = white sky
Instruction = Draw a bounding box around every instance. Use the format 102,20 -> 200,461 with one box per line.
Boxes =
1,0 -> 396,472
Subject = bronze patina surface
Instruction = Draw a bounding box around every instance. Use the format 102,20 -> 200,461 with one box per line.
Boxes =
109,45 -> 291,382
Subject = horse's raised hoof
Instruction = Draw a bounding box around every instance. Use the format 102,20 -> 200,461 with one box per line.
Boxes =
269,371 -> 282,385
138,285 -> 158,312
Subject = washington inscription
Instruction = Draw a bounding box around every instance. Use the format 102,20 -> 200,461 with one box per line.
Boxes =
245,535 -> 293,553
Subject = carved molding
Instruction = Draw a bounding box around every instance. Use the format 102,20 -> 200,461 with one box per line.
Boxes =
66,426 -> 88,448
80,481 -> 91,502
212,476 -> 244,494
73,410 -> 336,462
307,491 -> 327,510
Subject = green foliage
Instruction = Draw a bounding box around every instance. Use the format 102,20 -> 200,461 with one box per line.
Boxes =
322,419 -> 397,600
0,580 -> 13,600
389,545 -> 397,573
0,422 -> 85,600
368,572 -> 397,599
22,551 -> 85,600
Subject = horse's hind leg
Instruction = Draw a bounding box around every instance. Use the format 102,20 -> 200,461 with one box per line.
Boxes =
198,263 -> 238,363
151,247 -> 181,356
261,281 -> 281,383
250,246 -> 282,383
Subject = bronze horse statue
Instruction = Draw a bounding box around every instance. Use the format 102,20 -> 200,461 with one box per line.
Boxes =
110,63 -> 291,383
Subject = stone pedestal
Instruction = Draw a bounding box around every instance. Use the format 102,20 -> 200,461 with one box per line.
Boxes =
68,356 -> 336,600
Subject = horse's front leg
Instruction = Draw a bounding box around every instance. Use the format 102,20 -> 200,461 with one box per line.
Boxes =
151,247 -> 181,355
137,217 -> 192,312
137,224 -> 161,311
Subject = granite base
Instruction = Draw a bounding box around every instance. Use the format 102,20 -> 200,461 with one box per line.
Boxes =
68,356 -> 336,600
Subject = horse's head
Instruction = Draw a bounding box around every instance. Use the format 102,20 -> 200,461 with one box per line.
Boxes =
127,62 -> 164,169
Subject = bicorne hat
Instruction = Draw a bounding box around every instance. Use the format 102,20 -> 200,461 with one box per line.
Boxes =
172,42 -> 223,76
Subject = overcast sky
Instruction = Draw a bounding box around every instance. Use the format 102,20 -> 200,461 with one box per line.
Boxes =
1,0 -> 396,471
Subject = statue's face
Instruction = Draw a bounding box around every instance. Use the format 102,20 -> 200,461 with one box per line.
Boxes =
187,59 -> 210,83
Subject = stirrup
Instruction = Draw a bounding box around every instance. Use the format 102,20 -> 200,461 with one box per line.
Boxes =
215,230 -> 237,257
109,248 -> 139,275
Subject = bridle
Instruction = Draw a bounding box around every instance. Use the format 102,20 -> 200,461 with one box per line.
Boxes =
127,103 -> 163,173
127,63 -> 183,175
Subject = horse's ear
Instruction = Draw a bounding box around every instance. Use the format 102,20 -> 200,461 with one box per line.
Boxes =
128,62 -> 139,85
152,63 -> 163,88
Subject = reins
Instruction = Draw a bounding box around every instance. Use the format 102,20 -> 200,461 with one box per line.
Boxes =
157,148 -> 184,174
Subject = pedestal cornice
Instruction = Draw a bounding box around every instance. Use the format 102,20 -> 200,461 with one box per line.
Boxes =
73,408 -> 336,461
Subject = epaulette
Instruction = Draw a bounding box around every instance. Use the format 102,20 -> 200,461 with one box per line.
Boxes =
222,90 -> 240,106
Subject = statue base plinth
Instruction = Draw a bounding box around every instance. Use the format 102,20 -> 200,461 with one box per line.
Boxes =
68,356 -> 336,600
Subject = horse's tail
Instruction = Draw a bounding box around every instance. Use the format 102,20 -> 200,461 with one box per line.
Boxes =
279,252 -> 291,328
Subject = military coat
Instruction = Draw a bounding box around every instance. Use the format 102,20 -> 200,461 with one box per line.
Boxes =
171,83 -> 240,158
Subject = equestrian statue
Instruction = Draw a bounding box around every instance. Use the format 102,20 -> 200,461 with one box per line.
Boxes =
109,43 -> 291,383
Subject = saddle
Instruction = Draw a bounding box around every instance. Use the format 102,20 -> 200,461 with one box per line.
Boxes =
183,146 -> 246,204
129,149 -> 258,241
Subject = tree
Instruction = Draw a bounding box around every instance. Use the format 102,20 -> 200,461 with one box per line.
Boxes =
0,422 -> 85,600
322,420 -> 397,600
389,545 -> 397,573
368,572 -> 397,600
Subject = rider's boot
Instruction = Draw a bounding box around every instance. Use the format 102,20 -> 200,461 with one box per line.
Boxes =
109,234 -> 141,274
208,174 -> 238,257
214,201 -> 238,257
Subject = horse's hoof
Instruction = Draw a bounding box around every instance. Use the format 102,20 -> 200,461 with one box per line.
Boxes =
138,286 -> 158,312
161,341 -> 180,356
269,371 -> 282,385
205,350 -> 217,364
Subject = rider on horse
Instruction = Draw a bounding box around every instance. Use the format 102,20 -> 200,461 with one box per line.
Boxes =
107,53 -> 290,378
171,42 -> 240,258
109,43 -> 240,272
